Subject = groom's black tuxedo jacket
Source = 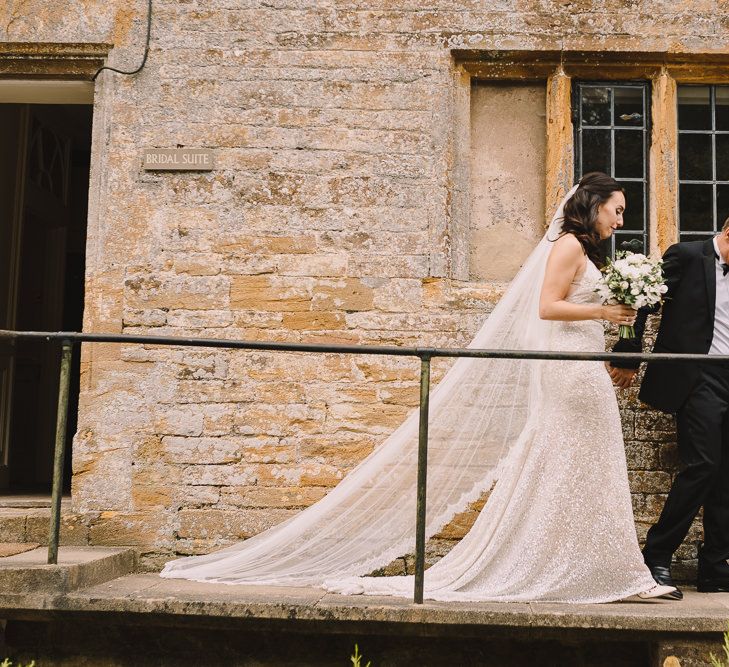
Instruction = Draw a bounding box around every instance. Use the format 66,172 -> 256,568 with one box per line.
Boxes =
613,238 -> 717,413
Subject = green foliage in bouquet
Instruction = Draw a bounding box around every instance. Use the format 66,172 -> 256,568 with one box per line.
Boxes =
595,250 -> 667,339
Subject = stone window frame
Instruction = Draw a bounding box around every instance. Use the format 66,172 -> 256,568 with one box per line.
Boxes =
451,50 -> 729,278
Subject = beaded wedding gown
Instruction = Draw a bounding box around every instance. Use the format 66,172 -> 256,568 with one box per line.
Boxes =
323,259 -> 658,602
161,186 -> 657,602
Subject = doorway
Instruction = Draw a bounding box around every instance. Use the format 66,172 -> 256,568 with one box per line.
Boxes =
0,102 -> 92,494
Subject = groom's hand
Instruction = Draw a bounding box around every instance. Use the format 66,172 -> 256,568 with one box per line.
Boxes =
606,363 -> 636,389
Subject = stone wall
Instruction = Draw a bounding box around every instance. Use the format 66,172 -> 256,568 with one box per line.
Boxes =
0,0 -> 721,574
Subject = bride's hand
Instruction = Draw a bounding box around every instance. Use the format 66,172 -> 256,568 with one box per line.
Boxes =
600,304 -> 636,326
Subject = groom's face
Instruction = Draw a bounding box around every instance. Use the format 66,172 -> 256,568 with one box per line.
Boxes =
717,228 -> 729,263
595,191 -> 626,240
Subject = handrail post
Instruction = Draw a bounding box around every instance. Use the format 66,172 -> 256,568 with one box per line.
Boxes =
48,339 -> 73,565
413,354 -> 431,604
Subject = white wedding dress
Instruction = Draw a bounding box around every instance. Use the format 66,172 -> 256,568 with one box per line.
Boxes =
161,186 -> 658,603
323,259 -> 657,602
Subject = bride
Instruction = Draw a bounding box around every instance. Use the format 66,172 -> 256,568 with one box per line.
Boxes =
161,172 -> 675,602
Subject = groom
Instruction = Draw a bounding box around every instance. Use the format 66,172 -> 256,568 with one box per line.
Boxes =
609,221 -> 729,600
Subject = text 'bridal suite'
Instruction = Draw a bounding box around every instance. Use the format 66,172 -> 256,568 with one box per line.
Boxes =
161,186 -> 658,603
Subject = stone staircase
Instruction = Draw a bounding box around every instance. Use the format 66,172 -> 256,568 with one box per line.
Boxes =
0,495 -> 135,600
0,496 -> 62,548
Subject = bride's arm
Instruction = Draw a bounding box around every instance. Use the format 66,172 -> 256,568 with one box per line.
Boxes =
539,234 -> 634,324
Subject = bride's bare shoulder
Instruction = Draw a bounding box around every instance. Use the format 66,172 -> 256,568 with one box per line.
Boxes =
549,233 -> 584,259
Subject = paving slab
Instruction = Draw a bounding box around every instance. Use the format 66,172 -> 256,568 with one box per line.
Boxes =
1,572 -> 720,636
0,546 -> 135,598
1,564 -> 729,647
0,542 -> 39,557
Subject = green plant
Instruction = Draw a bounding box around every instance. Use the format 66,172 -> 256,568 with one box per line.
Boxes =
350,644 -> 371,667
0,660 -> 36,667
710,624 -> 729,667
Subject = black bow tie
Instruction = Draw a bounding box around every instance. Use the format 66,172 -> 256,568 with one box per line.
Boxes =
716,252 -> 729,276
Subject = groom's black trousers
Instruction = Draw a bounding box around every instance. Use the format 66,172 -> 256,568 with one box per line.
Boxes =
643,364 -> 729,568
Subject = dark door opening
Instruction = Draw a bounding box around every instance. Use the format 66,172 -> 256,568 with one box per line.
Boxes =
0,103 -> 92,494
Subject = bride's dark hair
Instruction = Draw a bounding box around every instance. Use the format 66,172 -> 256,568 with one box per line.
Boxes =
559,171 -> 624,268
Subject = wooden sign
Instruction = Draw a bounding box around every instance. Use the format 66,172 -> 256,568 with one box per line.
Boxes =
143,148 -> 214,171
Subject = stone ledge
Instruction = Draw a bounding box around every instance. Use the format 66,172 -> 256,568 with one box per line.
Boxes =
1,572 -> 729,638
0,546 -> 135,595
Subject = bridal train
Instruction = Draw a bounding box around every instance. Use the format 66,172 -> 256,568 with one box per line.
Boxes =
161,178 -> 665,602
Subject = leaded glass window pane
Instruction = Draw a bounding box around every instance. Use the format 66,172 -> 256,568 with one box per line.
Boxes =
677,85 -> 729,240
574,82 -> 649,257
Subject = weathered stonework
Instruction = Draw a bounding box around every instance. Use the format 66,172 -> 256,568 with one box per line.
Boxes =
1,1 -> 725,576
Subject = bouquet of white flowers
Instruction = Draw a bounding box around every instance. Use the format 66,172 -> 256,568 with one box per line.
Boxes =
595,251 -> 668,339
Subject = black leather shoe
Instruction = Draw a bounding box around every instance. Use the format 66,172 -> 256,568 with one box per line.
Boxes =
697,578 -> 729,592
646,564 -> 683,600
697,559 -> 729,592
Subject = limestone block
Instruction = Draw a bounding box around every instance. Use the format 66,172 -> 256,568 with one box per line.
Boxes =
372,279 -> 423,313
236,436 -> 296,464
234,353 -> 349,387
624,441 -> 660,470
231,311 -> 285,330
349,253 -> 430,278
277,254 -> 349,278
421,277 -> 500,311
201,403 -> 236,436
0,511 -> 26,542
354,357 -> 420,383
317,384 -> 379,404
154,407 -> 204,437
253,462 -> 345,488
216,235 -> 317,255
174,380 -> 256,404
181,465 -> 256,487
234,403 -> 325,437
282,311 -> 347,330
254,381 -> 309,404
294,434 -> 377,464
124,274 -> 230,310
632,493 -> 669,523
166,309 -> 234,328
175,485 -> 221,507
230,275 -> 313,311
72,447 -> 132,513
122,308 -> 168,327
174,352 -> 229,380
176,508 -> 294,540
162,436 -> 241,465
436,509 -> 479,540
218,485 -> 327,509
173,253 -> 223,276
131,484 -> 175,511
89,512 -> 171,547
327,402 -> 410,435
377,385 -> 419,406
345,311 -> 461,332
628,470 -> 672,494
311,278 -> 375,312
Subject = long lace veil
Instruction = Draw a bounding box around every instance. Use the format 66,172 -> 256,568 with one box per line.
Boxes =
161,185 -> 580,585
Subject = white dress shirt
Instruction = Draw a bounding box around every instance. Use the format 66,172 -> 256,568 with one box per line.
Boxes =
709,236 -> 729,355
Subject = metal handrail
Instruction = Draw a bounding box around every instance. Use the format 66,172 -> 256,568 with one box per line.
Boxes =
0,328 -> 723,603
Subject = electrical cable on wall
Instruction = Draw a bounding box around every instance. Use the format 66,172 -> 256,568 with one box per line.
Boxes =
92,0 -> 152,80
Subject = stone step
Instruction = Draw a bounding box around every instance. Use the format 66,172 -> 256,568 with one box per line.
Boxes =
0,503 -> 88,546
0,546 -> 135,598
0,494 -> 66,509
